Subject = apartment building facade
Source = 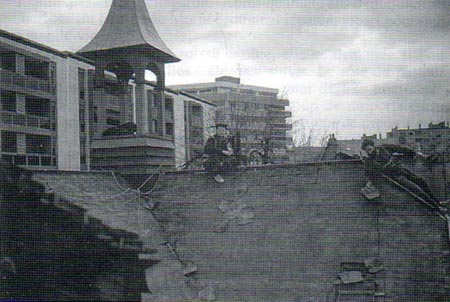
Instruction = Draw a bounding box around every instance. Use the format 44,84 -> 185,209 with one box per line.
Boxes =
0,29 -> 92,171
170,76 -> 292,161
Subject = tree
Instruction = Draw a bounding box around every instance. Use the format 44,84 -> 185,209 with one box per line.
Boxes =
291,119 -> 329,147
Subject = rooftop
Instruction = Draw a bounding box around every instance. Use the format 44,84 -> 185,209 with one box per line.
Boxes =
32,161 -> 450,301
169,77 -> 280,95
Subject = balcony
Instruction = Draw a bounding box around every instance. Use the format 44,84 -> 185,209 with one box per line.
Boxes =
271,134 -> 288,140
271,123 -> 293,130
277,98 -> 290,106
0,110 -> 54,130
269,110 -> 292,118
0,68 -> 55,94
0,153 -> 54,167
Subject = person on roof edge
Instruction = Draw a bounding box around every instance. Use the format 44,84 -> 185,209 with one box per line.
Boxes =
203,124 -> 234,183
361,139 -> 445,211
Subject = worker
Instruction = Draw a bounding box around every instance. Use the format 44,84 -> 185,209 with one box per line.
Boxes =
203,124 -> 234,183
361,139 -> 444,211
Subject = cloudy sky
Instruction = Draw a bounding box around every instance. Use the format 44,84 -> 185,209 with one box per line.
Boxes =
1,0 -> 449,143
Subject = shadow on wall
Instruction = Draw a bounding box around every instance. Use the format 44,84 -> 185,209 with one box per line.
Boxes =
0,161 -> 147,302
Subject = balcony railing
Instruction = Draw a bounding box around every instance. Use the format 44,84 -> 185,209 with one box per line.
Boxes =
269,110 -> 292,118
0,110 -> 53,130
0,68 -> 55,94
1,153 -> 55,167
271,123 -> 293,130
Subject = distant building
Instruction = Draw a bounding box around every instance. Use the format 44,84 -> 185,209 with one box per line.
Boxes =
0,0 -> 216,173
386,122 -> 450,154
322,133 -> 386,160
323,121 -> 450,161
170,76 -> 292,161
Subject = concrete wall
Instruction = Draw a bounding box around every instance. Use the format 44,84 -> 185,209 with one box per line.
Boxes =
55,58 -> 93,171
172,94 -> 186,168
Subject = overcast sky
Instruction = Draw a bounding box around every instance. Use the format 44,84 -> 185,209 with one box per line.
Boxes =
1,0 -> 449,142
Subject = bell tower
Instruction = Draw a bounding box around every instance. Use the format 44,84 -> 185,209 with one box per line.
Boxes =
78,0 -> 180,173
78,0 -> 179,136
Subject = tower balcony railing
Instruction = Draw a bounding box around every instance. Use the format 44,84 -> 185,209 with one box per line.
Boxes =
0,110 -> 54,130
0,68 -> 55,94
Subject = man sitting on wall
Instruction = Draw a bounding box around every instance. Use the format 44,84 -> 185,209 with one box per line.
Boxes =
361,139 -> 444,211
203,124 -> 234,183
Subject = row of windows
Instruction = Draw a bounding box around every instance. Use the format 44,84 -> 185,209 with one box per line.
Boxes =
1,90 -> 53,118
1,154 -> 54,166
1,131 -> 52,154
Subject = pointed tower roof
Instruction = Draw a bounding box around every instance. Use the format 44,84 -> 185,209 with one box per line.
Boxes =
78,0 -> 179,63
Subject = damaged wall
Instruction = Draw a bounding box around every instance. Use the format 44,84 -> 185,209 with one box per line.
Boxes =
0,163 -> 149,301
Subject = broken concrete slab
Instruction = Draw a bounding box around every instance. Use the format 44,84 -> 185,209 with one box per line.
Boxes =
361,181 -> 381,200
237,208 -> 255,225
364,258 -> 384,274
183,262 -> 198,276
338,271 -> 365,284
198,286 -> 216,301
214,220 -> 229,233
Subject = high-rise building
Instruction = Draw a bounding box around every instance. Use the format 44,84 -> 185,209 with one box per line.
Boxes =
170,76 -> 292,162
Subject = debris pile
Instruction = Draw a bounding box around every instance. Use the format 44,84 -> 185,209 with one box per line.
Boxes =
215,200 -> 255,232
334,259 -> 385,300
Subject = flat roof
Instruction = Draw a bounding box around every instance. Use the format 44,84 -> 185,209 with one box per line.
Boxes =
169,81 -> 279,95
0,28 -> 94,65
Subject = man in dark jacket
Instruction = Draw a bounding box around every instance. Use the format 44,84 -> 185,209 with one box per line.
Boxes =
203,124 -> 234,183
361,139 -> 442,209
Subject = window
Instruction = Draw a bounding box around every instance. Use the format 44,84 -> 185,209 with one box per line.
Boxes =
166,123 -> 174,136
79,108 -> 85,122
1,90 -> 16,112
41,157 -> 51,166
165,98 -> 174,112
79,69 -> 86,100
25,58 -> 49,80
25,96 -> 50,117
14,155 -> 26,165
1,131 -> 17,153
0,52 -> 16,72
1,155 -> 13,163
28,156 -> 40,166
93,106 -> 98,123
49,62 -> 56,87
26,134 -> 51,154
191,105 -> 202,117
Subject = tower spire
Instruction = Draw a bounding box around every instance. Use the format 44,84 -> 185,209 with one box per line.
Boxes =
78,0 -> 179,63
